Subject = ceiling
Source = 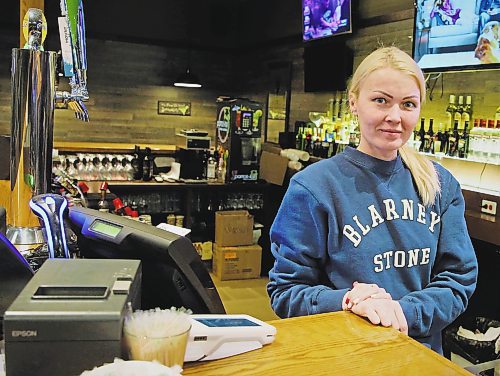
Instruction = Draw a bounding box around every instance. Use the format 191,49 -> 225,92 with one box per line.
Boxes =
4,0 -> 302,50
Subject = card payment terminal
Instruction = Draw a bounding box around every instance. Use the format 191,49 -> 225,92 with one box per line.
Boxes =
184,314 -> 277,362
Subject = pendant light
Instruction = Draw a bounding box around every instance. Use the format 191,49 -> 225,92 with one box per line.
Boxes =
174,66 -> 202,88
174,10 -> 202,89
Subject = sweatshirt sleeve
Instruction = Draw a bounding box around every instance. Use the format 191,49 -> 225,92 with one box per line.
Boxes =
267,178 -> 348,318
399,177 -> 478,338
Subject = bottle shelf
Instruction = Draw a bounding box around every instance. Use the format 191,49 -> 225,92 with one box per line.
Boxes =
419,152 -> 500,166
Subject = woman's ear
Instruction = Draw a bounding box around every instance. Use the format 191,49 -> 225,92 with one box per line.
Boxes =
348,93 -> 357,115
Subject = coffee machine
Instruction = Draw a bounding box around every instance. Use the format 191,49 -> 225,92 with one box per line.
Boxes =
176,130 -> 211,181
216,98 -> 263,182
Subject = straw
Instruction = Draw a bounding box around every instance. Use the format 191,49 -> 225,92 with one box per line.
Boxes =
124,307 -> 192,338
123,307 -> 192,367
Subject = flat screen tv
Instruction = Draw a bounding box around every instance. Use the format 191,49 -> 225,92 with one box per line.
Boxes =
412,0 -> 500,72
303,0 -> 352,41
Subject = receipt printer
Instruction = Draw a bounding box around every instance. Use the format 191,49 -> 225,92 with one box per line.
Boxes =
4,259 -> 141,376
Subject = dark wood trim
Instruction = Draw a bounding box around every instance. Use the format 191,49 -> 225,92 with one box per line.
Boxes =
463,189 -> 499,246
358,9 -> 415,28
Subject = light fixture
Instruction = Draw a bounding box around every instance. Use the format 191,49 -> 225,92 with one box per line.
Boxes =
174,2 -> 202,89
174,67 -> 202,88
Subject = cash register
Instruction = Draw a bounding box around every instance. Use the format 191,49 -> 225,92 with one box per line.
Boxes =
25,194 -> 224,314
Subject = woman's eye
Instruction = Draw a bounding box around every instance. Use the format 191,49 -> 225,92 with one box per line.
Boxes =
374,98 -> 386,104
403,101 -> 417,109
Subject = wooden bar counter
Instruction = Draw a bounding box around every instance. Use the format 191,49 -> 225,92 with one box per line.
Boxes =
183,311 -> 470,376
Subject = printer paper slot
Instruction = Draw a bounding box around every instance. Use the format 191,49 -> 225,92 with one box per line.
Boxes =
32,285 -> 109,299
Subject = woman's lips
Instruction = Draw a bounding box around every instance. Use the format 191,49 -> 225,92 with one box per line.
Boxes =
380,129 -> 402,134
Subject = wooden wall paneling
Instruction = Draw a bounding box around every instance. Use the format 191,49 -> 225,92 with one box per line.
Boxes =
42,35 -> 233,146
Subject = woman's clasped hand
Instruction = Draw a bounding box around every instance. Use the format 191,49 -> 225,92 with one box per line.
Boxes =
342,281 -> 408,335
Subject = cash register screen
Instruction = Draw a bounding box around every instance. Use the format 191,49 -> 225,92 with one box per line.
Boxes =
89,220 -> 122,238
196,318 -> 260,327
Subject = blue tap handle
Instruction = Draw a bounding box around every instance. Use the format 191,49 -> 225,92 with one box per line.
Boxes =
29,194 -> 70,258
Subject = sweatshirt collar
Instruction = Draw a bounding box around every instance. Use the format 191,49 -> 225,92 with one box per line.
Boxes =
342,146 -> 403,176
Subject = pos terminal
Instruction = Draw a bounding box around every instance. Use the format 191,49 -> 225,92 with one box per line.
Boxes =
68,206 -> 225,314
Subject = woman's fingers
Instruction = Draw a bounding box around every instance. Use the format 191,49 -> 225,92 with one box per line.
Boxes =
345,283 -> 390,309
370,292 -> 392,300
365,309 -> 381,325
350,299 -> 408,335
394,302 -> 409,335
350,301 -> 381,325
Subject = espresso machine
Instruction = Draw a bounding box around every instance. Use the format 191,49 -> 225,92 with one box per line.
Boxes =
216,98 -> 263,182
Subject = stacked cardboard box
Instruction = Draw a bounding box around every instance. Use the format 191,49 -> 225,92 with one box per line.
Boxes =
213,210 -> 262,281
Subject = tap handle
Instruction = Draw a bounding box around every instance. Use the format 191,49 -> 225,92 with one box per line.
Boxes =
29,194 -> 70,258
22,8 -> 47,51
59,0 -> 90,122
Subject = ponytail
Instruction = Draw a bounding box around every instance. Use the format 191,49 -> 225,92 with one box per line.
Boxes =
399,145 -> 441,206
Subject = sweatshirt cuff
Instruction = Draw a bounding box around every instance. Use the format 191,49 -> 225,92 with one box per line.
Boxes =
399,298 -> 419,336
312,287 -> 350,314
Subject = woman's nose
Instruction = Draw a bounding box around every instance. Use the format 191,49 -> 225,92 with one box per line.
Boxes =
385,105 -> 402,123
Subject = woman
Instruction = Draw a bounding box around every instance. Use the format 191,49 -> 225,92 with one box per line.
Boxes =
267,46 -> 478,354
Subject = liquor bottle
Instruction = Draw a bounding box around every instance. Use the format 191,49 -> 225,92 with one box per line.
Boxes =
131,146 -> 143,180
142,147 -> 153,181
418,118 -> 426,152
447,120 -> 460,157
454,95 -> 464,130
333,91 -> 341,121
97,181 -> 109,212
445,95 -> 457,131
458,120 -> 469,159
442,123 -> 450,154
313,128 -> 322,157
477,119 -> 488,161
468,119 -> 480,159
327,98 -> 335,121
304,128 -> 313,154
207,151 -> 216,180
434,122 -> 444,154
424,118 -> 435,153
461,96 -> 472,127
295,126 -> 304,150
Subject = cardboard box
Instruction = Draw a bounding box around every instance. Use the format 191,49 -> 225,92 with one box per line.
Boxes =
212,244 -> 262,281
215,210 -> 254,246
192,241 -> 213,261
259,150 -> 289,186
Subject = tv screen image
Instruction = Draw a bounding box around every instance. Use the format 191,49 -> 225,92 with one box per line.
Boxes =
303,0 -> 352,41
412,0 -> 500,72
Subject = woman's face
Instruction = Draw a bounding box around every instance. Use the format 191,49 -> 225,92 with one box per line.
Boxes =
349,67 -> 421,161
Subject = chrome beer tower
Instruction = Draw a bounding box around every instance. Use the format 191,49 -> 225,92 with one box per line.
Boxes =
8,2 -> 89,252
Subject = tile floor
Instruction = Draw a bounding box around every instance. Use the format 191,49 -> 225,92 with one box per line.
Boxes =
210,275 -> 279,322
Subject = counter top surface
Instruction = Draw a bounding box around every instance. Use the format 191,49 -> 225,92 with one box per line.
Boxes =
183,311 -> 469,375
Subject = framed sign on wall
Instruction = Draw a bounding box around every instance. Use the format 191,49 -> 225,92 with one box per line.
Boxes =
158,101 -> 191,116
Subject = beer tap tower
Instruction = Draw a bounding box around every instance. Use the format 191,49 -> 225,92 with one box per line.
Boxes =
7,1 -> 89,253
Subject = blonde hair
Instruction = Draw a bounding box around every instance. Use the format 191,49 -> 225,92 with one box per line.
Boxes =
348,46 -> 440,206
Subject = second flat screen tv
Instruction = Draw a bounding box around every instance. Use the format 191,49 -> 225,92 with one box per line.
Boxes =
412,0 -> 500,72
303,0 -> 352,41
